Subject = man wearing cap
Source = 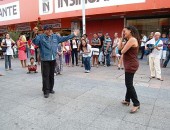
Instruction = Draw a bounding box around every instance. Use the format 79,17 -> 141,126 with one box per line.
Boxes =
32,25 -> 79,98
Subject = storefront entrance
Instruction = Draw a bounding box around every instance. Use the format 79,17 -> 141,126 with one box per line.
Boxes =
127,17 -> 170,36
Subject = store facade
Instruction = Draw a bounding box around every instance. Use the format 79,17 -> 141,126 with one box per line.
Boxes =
0,0 -> 170,39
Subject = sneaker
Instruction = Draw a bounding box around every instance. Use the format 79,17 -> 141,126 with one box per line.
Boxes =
44,93 -> 49,98
87,70 -> 90,73
85,70 -> 88,73
50,90 -> 55,94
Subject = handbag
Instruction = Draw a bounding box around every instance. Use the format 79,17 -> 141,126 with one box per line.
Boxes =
145,39 -> 160,55
1,39 -> 7,52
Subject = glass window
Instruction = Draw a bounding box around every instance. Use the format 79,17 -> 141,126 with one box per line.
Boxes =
127,18 -> 170,37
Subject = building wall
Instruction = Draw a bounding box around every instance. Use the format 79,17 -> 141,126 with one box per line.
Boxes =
0,0 -> 170,26
86,19 -> 124,40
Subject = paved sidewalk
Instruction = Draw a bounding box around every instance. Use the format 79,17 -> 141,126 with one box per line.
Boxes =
0,58 -> 170,130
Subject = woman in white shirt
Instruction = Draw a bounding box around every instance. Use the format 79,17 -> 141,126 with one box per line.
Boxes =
80,39 -> 92,73
70,37 -> 79,66
1,33 -> 15,71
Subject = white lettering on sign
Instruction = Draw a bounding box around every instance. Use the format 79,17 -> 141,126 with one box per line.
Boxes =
55,0 -> 145,13
0,1 -> 20,21
39,0 -> 53,15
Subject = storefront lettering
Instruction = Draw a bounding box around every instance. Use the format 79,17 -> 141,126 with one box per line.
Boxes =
43,1 -> 50,13
55,0 -> 145,13
0,1 -> 20,22
39,0 -> 53,15
0,5 -> 17,17
57,0 -> 104,8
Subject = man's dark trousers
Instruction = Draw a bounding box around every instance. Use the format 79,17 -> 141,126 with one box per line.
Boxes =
41,60 -> 56,94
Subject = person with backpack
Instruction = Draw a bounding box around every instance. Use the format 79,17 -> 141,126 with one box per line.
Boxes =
1,33 -> 15,71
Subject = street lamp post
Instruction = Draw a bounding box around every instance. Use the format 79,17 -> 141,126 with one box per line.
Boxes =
81,0 -> 86,34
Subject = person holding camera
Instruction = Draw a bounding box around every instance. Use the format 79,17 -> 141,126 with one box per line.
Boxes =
145,32 -> 163,81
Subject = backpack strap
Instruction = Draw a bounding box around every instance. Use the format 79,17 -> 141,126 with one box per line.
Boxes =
155,39 -> 160,46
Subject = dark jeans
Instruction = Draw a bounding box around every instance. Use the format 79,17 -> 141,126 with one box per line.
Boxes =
35,48 -> 38,62
5,55 -> 12,69
72,49 -> 78,65
140,46 -> 145,59
164,50 -> 170,67
125,72 -> 140,106
104,52 -> 111,66
106,52 -> 111,66
41,60 -> 56,94
83,57 -> 91,71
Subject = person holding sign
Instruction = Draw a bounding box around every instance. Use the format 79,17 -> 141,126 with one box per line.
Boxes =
32,25 -> 79,98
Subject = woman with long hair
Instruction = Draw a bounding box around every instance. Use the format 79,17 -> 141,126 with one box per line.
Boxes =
1,33 -> 15,71
80,39 -> 92,73
17,35 -> 27,68
118,25 -> 140,113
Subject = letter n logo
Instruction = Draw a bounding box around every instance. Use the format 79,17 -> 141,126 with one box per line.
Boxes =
43,1 -> 49,13
39,0 -> 53,15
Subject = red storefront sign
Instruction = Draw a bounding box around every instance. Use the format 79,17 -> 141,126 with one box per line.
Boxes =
0,0 -> 170,26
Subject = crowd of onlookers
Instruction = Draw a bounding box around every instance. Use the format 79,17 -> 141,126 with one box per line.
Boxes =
0,30 -> 170,77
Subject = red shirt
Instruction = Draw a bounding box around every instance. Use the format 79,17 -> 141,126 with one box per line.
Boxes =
18,40 -> 26,51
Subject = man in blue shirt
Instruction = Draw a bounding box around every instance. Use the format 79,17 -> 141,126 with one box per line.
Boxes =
160,33 -> 168,67
32,25 -> 79,98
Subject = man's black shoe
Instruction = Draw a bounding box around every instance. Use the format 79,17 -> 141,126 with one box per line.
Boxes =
50,90 -> 55,94
44,93 -> 49,98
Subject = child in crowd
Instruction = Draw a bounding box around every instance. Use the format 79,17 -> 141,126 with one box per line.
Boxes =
13,44 -> 18,58
27,57 -> 37,74
80,39 -> 92,73
115,46 -> 124,70
55,42 -> 63,75
63,40 -> 71,67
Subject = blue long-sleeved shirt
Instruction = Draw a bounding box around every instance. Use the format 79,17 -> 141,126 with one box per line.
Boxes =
32,33 -> 75,61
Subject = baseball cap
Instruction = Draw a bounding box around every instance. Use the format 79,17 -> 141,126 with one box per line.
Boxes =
43,25 -> 53,30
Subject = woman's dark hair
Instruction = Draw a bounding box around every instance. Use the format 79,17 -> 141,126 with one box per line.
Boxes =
80,39 -> 87,51
5,33 -> 10,38
83,34 -> 88,37
125,25 -> 140,43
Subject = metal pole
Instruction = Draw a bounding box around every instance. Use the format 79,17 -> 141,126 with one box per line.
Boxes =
81,0 -> 86,34
124,17 -> 126,27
